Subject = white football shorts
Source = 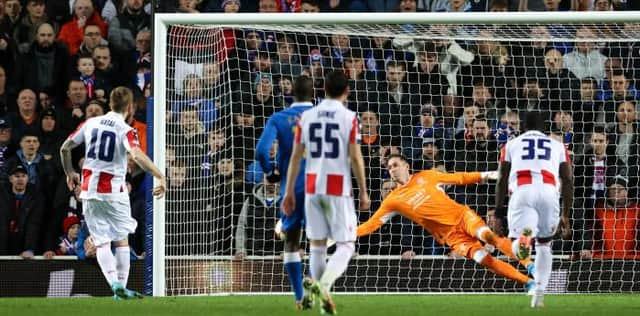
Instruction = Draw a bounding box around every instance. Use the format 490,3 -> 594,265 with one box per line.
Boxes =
507,185 -> 560,239
83,199 -> 137,246
305,194 -> 357,242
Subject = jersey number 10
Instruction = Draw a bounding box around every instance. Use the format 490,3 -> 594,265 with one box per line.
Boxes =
87,128 -> 116,162
309,122 -> 340,159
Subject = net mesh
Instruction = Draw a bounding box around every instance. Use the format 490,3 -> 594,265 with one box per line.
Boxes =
161,22 -> 640,295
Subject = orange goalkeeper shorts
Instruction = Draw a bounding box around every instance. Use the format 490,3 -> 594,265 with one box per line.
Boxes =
445,209 -> 487,258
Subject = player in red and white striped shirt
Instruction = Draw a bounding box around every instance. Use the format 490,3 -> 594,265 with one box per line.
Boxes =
496,111 -> 573,308
283,71 -> 370,314
60,87 -> 166,300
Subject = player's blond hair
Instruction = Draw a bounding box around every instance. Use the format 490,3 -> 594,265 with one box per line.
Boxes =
110,86 -> 133,113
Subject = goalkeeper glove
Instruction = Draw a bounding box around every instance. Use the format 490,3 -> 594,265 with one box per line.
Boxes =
481,171 -> 499,181
265,167 -> 281,183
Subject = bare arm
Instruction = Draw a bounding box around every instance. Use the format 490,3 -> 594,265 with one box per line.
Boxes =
129,146 -> 166,198
559,161 -> 574,220
495,161 -> 511,211
130,146 -> 163,180
59,138 -> 80,177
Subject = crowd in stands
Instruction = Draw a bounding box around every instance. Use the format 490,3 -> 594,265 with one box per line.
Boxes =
1,0 -> 639,263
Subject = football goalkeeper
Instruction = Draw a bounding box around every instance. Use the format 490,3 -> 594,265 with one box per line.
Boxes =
358,154 -> 535,290
255,75 -> 315,310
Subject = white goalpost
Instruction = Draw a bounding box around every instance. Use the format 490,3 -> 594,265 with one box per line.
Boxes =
153,12 -> 640,297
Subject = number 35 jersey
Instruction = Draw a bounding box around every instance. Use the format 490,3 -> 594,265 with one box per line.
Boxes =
500,130 -> 571,194
67,111 -> 140,201
295,99 -> 358,197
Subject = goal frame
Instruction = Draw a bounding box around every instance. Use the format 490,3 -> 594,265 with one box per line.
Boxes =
151,11 -> 640,297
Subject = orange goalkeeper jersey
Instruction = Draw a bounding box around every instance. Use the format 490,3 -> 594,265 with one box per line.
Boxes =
357,170 -> 482,243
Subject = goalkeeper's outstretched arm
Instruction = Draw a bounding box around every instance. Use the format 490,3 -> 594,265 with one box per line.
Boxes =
357,203 -> 397,237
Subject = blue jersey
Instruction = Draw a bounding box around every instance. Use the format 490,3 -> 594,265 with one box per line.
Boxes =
256,102 -> 314,196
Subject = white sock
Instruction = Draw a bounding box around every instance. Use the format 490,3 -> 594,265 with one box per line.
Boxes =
96,244 -> 118,286
310,245 -> 327,281
534,243 -> 552,296
320,242 -> 354,291
115,246 -> 131,287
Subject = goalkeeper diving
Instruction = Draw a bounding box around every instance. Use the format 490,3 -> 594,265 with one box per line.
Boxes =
357,154 -> 536,291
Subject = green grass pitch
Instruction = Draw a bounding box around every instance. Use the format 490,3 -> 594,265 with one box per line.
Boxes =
1,295 -> 639,316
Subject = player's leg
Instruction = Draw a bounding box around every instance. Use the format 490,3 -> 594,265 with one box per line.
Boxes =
281,193 -> 305,308
83,200 -> 122,296
305,195 -> 330,282
319,196 -> 356,289
530,193 -> 560,308
471,213 -> 533,270
110,199 -> 140,299
305,195 -> 334,313
507,199 -> 539,262
450,215 -> 532,287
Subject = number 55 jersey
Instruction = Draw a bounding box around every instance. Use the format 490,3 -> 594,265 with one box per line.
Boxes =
295,99 -> 358,197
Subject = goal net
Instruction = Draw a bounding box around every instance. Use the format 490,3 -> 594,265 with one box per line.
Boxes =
152,12 -> 640,296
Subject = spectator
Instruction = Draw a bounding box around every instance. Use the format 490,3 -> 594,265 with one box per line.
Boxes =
0,117 -> 14,170
2,131 -> 56,194
359,110 -> 383,196
275,35 -> 302,78
176,0 -> 199,13
234,176 -> 281,258
405,104 -> 444,161
4,0 -> 20,29
409,41 -> 448,105
0,164 -> 45,257
76,53 -> 109,100
429,25 -> 475,96
454,115 -> 498,214
45,0 -> 73,26
580,176 -> 640,260
514,77 -> 551,120
564,26 -> 607,82
277,75 -> 294,107
76,24 -> 109,59
108,0 -> 150,53
343,49 -> 374,112
15,23 -> 71,102
605,100 -> 640,197
56,80 -> 89,134
372,60 -> 421,143
209,157 -> 247,255
85,99 -> 106,118
258,0 -> 279,12
6,89 -> 39,144
0,65 -> 9,116
602,69 -> 640,103
38,108 -> 65,164
323,33 -> 350,69
168,105 -> 207,176
575,126 -> 615,211
172,73 -> 217,132
413,137 -> 443,171
55,215 -> 81,255
222,0 -> 241,13
13,0 -> 57,54
93,45 -> 126,87
47,158 -> 84,258
231,104 -> 258,162
57,0 -> 108,56
543,48 -> 579,111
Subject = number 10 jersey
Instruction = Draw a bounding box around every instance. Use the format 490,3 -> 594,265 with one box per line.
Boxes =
67,111 -> 140,201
